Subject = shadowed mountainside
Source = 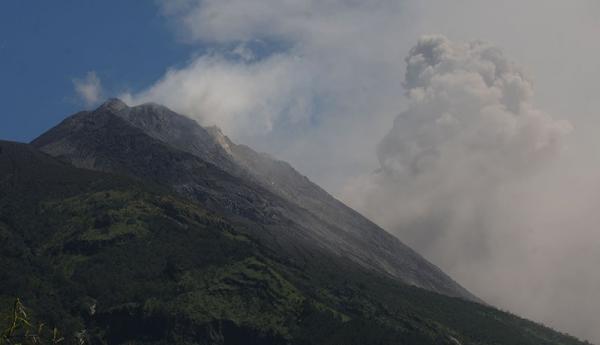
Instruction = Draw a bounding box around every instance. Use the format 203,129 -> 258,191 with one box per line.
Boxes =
0,140 -> 590,345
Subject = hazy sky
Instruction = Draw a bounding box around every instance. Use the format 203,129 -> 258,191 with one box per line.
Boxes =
2,1 -> 600,342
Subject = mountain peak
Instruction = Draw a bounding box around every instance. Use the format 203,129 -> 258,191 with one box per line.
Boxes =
97,98 -> 129,113
31,100 -> 478,302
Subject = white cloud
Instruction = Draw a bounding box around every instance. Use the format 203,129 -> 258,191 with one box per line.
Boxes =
127,0 -> 416,189
124,53 -> 311,137
159,0 -> 407,45
73,71 -> 103,107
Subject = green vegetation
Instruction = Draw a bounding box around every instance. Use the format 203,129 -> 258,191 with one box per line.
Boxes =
0,141 -> 592,344
0,299 -> 64,345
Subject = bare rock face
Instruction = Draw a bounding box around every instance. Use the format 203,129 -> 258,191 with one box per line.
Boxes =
32,99 -> 477,301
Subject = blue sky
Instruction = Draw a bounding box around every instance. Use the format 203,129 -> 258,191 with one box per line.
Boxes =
0,1 -> 194,142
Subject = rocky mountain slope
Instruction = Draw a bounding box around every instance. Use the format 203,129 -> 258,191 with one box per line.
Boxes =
0,140 -> 589,345
31,99 -> 473,301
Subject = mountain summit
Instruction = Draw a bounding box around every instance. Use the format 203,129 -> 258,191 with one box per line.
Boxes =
32,99 -> 474,301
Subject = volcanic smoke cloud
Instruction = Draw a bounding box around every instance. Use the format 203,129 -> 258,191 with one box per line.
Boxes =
342,35 -> 600,339
348,35 -> 571,258
381,35 -> 571,180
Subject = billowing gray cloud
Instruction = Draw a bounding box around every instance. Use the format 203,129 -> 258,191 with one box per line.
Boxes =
345,34 -> 572,259
380,35 -> 570,180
